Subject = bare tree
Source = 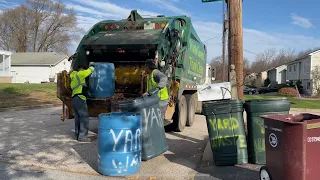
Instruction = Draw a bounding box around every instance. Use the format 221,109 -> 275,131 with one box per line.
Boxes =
210,56 -> 228,82
27,0 -> 53,52
0,5 -> 32,52
297,47 -> 320,59
210,56 -> 250,83
0,0 -> 83,54
250,48 -> 296,73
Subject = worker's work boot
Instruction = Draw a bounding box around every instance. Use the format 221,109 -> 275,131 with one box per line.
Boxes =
73,135 -> 78,140
78,137 -> 92,143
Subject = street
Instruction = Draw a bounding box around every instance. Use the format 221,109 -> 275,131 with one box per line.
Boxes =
0,107 -> 199,179
1,107 -> 314,180
0,107 -> 265,180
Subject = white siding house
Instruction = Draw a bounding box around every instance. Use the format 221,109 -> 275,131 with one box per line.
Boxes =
11,52 -> 71,83
267,65 -> 287,85
0,50 -> 13,83
256,70 -> 267,87
286,49 -> 320,95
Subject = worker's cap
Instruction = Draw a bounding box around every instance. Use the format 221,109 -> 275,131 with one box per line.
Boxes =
145,59 -> 157,69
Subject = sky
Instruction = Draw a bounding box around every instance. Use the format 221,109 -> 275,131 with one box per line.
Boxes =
1,0 -> 320,63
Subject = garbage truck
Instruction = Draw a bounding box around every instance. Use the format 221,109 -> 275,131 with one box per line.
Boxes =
56,10 -> 212,132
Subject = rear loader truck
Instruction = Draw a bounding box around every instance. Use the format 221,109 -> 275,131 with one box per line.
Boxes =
57,10 -> 213,132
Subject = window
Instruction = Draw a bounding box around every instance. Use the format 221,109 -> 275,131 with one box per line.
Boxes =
289,66 -> 292,72
294,65 -> 296,71
307,81 -> 311,90
304,61 -> 309,72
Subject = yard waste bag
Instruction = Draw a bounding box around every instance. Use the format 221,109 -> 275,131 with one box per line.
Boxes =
202,99 -> 248,166
244,98 -> 290,164
115,93 -> 168,161
97,112 -> 142,176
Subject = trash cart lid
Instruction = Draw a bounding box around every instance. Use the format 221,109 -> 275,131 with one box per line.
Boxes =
260,113 -> 320,124
245,97 -> 288,103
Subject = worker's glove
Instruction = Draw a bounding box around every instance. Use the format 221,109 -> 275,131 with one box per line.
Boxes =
89,62 -> 95,67
142,92 -> 149,97
150,87 -> 160,95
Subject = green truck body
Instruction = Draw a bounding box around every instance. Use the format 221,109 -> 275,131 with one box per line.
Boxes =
58,10 -> 208,132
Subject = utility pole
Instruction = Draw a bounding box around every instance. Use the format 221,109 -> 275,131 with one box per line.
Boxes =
222,2 -> 227,82
227,0 -> 244,100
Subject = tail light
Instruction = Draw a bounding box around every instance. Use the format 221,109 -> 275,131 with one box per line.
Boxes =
117,49 -> 125,53
110,24 -> 114,29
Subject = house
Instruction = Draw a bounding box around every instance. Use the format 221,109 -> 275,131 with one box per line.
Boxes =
266,65 -> 287,86
256,70 -> 267,87
11,52 -> 70,83
286,49 -> 320,95
0,50 -> 13,83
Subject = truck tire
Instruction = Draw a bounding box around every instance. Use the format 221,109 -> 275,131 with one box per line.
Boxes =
185,94 -> 196,127
165,95 -> 187,132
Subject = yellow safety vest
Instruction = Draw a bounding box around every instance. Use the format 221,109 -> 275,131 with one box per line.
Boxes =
147,69 -> 169,101
70,66 -> 94,100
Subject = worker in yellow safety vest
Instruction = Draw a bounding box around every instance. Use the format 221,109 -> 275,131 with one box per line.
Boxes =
144,59 -> 172,126
70,63 -> 95,142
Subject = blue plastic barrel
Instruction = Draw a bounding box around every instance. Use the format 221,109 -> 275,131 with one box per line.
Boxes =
97,112 -> 142,176
88,62 -> 115,98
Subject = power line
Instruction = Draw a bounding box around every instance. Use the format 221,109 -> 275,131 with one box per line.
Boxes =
203,37 -> 221,43
203,36 -> 258,56
244,49 -> 257,55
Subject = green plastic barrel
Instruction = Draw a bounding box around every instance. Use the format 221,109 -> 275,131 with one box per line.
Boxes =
202,99 -> 248,166
244,98 -> 291,164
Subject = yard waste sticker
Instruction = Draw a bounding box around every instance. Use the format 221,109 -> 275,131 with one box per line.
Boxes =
109,127 -> 142,173
307,122 -> 320,130
208,117 -> 247,149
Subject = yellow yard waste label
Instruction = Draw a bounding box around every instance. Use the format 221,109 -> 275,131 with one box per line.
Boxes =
307,122 -> 320,130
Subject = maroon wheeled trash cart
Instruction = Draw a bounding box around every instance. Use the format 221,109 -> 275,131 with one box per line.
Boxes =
259,113 -> 320,180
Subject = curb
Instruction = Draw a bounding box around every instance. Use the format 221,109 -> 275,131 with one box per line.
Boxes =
0,104 -> 61,112
290,108 -> 320,113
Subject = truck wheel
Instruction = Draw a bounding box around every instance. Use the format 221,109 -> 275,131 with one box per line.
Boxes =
165,95 -> 187,132
185,94 -> 196,127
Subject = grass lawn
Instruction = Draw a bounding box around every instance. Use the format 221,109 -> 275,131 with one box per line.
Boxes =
244,94 -> 320,109
0,83 -> 61,108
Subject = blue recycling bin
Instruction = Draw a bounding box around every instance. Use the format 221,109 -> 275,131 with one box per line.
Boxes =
97,112 -> 142,176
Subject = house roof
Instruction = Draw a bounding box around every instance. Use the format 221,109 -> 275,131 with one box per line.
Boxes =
11,52 -> 68,66
286,48 -> 320,65
0,50 -> 13,56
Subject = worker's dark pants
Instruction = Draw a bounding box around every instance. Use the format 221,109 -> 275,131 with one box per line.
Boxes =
72,96 -> 89,140
159,100 -> 170,126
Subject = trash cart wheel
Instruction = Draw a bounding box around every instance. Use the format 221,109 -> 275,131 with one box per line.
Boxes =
259,166 -> 272,180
